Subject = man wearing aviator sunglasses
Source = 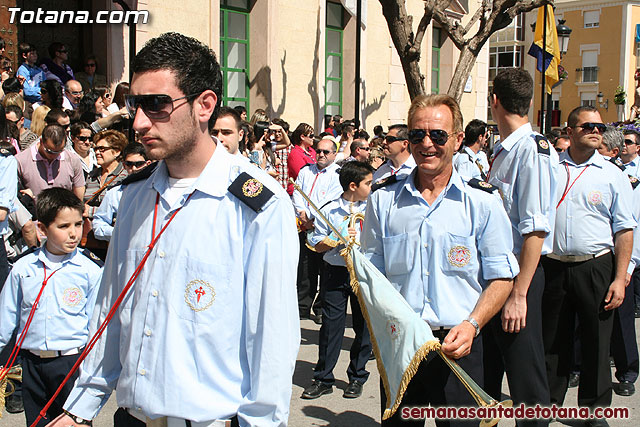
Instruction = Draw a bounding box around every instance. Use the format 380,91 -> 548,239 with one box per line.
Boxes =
362,94 -> 518,424
372,124 -> 416,186
620,130 -> 640,178
48,32 -> 300,427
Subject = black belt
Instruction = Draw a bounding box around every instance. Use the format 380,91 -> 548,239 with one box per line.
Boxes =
431,327 -> 451,341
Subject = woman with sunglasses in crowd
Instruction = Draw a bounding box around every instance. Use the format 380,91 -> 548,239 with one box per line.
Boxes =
70,121 -> 97,178
82,129 -> 128,259
287,123 -> 316,195
34,79 -> 65,110
80,89 -> 130,134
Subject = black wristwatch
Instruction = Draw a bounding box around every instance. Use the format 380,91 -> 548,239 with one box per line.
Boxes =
63,409 -> 92,425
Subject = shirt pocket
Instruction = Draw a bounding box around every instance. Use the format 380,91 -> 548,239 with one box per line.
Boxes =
382,233 -> 416,276
584,183 -> 612,211
440,233 -> 479,278
57,285 -> 86,315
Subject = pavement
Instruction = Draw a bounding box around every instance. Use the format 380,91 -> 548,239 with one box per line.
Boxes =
1,316 -> 639,426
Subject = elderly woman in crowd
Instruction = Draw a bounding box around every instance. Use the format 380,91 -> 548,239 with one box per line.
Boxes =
70,121 -> 96,177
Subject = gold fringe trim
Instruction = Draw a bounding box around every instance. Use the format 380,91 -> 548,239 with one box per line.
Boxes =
340,244 -> 441,420
319,236 -> 340,249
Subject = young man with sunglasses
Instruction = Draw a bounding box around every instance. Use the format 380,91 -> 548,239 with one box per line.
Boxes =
372,124 -> 416,187
15,124 -> 85,201
362,94 -> 518,426
483,68 -> 559,426
620,130 -> 640,178
47,33 -> 300,427
541,106 -> 635,427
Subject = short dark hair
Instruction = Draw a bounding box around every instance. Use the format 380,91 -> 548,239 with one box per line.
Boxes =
41,124 -> 67,147
567,106 -> 599,128
70,121 -> 91,137
355,129 -> 370,141
217,106 -> 242,131
47,42 -> 65,59
492,68 -> 533,117
18,42 -> 36,61
122,142 -> 148,161
133,32 -> 223,131
388,123 -> 408,140
36,187 -> 83,227
5,105 -> 23,121
373,125 -> 384,136
350,139 -> 364,154
233,105 -> 246,115
2,77 -> 22,95
45,108 -> 69,126
271,118 -> 290,133
339,161 -> 374,191
464,119 -> 487,146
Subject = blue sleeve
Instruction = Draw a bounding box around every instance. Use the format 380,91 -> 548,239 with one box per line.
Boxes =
0,157 -> 18,210
361,191 -> 386,275
308,206 -> 331,246
610,172 -> 637,235
0,267 -> 22,354
92,188 -> 121,241
17,66 -> 42,100
516,148 -> 556,236
477,197 -> 520,282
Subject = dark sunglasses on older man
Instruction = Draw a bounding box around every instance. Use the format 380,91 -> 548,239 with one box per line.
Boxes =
408,129 -> 451,146
125,93 -> 201,119
316,149 -> 334,156
575,122 -> 606,133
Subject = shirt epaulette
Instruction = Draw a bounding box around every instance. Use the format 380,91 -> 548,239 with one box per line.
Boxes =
120,162 -> 158,186
81,248 -> 104,266
467,178 -> 499,193
228,172 -> 275,213
533,135 -> 551,155
610,157 -> 626,171
0,148 -> 12,157
10,246 -> 37,263
629,175 -> 640,190
319,199 -> 334,211
372,174 -> 397,192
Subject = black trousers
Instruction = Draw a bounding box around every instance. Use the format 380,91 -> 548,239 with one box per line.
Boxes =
542,253 -> 614,408
21,350 -> 80,427
296,232 -> 324,317
610,266 -> 639,383
380,332 -> 483,427
483,263 -> 549,427
314,264 -> 371,384
0,240 -> 9,290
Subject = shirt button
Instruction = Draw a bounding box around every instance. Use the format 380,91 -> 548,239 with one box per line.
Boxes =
139,369 -> 146,376
158,251 -> 165,258
152,290 -> 159,297
47,316 -> 52,320
145,329 -> 152,337
423,243 -> 428,248
425,271 -> 430,276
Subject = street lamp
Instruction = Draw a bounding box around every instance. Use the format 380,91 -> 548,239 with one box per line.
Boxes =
598,92 -> 609,111
557,19 -> 572,57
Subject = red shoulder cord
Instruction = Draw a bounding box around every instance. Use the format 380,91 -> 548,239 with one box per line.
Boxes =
32,192 -> 193,427
0,265 -> 61,383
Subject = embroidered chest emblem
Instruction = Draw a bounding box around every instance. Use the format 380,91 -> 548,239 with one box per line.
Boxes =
387,320 -> 400,340
587,190 -> 603,206
62,287 -> 83,307
242,179 -> 263,198
185,280 -> 216,312
537,138 -> 549,150
447,246 -> 472,267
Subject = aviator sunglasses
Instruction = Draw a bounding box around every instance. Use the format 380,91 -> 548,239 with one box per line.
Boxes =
575,122 -> 606,134
408,129 -> 451,146
125,93 -> 201,119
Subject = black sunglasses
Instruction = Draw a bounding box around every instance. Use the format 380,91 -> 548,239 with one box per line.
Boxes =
575,122 -> 606,133
625,139 -> 637,145
125,93 -> 201,119
74,135 -> 91,142
316,149 -> 335,155
384,135 -> 405,144
408,129 -> 451,146
124,160 -> 147,168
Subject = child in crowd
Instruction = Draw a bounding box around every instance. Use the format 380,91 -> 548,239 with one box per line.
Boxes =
0,188 -> 102,426
302,161 -> 374,400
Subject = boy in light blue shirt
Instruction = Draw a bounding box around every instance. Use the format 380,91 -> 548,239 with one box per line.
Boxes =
302,161 -> 373,400
0,188 -> 102,426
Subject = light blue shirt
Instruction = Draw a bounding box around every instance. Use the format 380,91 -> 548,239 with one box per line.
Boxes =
629,181 -> 640,271
623,157 -> 640,178
453,146 -> 489,180
92,185 -> 123,241
64,143 -> 301,426
292,162 -> 342,219
361,169 -> 519,328
0,155 -> 18,236
554,150 -> 636,256
309,197 -> 367,267
0,247 -> 102,353
372,155 -> 416,184
16,63 -> 45,103
488,123 -> 559,256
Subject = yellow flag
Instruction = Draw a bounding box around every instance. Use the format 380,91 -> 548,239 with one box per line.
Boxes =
528,5 -> 561,94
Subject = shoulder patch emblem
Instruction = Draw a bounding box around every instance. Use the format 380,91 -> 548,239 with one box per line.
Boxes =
467,178 -> 499,193
609,157 -> 626,171
228,172 -> 274,212
534,135 -> 550,155
629,175 -> 639,189
0,148 -> 11,157
448,245 -> 472,267
81,248 -> 104,266
372,174 -> 398,192
185,279 -> 215,312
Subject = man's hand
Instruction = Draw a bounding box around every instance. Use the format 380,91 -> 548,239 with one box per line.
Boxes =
20,188 -> 35,199
441,322 -> 475,359
604,278 -> 626,310
45,413 -> 84,427
347,226 -> 357,237
501,292 -> 527,333
626,273 -> 632,288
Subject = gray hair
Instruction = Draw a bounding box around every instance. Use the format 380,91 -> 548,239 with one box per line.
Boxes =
602,126 -> 624,153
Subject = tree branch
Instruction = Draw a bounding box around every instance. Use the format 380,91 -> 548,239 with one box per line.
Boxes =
408,8 -> 433,56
